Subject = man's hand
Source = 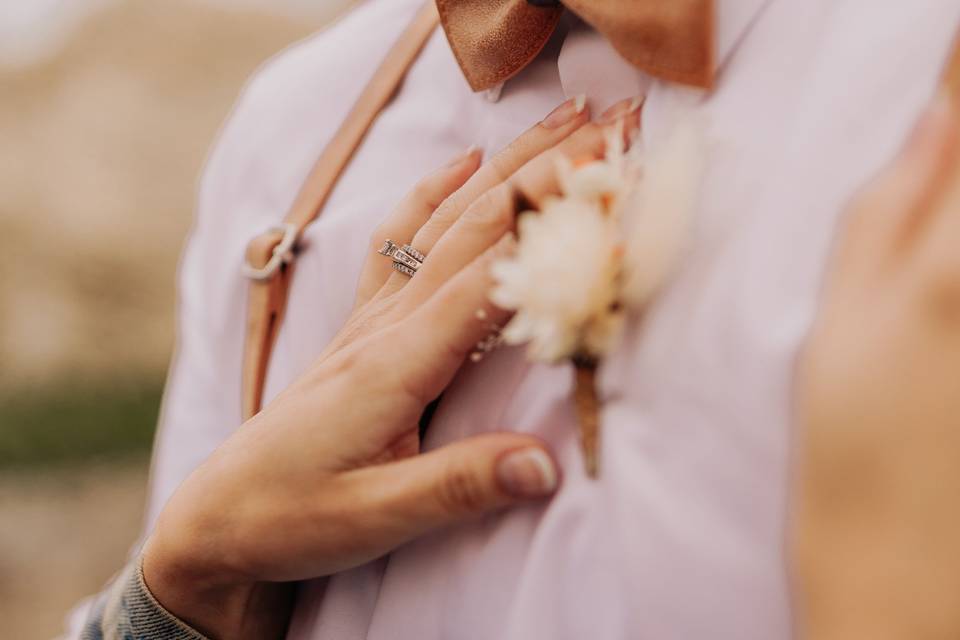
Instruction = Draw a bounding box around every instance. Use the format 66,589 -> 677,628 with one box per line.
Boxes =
796,93 -> 960,640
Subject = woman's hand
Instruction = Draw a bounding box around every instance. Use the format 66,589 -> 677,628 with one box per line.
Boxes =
141,96 -> 642,640
795,94 -> 960,640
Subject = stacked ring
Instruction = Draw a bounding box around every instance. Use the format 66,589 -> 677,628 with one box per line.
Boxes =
378,239 -> 426,277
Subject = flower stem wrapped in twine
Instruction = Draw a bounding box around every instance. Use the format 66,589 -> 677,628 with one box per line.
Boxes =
572,355 -> 600,478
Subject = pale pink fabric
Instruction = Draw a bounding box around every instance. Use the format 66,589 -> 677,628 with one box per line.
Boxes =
65,0 -> 960,638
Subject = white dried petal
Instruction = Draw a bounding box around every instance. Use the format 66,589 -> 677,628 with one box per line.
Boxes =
490,200 -> 622,363
489,111 -> 704,364
622,118 -> 705,307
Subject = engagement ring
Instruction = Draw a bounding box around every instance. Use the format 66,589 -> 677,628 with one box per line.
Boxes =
378,239 -> 426,277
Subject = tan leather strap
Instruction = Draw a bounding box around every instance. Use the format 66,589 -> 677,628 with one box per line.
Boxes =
241,2 -> 440,419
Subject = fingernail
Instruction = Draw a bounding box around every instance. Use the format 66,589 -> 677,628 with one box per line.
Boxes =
446,145 -> 482,167
600,95 -> 644,123
497,448 -> 558,498
542,94 -> 588,129
574,93 -> 587,114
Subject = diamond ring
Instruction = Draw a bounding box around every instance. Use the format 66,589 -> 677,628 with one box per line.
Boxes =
378,239 -> 426,277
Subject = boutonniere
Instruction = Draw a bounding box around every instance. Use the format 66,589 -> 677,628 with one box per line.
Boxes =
490,114 -> 705,477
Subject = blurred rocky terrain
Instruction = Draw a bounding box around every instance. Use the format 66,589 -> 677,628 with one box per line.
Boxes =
0,1 -> 345,636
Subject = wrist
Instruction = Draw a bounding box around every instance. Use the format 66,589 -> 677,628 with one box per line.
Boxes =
141,534 -> 293,640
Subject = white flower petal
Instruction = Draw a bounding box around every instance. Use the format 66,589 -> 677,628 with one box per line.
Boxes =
488,113 -> 703,363
622,118 -> 705,307
490,196 -> 622,361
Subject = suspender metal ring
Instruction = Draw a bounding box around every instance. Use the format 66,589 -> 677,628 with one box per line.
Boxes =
242,222 -> 298,281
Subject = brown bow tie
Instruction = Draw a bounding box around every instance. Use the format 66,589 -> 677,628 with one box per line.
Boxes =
436,0 -> 714,92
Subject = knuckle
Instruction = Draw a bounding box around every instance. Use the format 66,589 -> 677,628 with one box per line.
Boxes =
439,315 -> 471,362
436,458 -> 487,515
411,177 -> 440,208
299,342 -> 365,395
328,341 -> 369,379
487,151 -> 515,186
462,186 -> 511,231
395,362 -> 433,409
433,189 -> 465,223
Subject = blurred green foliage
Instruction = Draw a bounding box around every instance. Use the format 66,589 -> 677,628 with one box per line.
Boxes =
0,377 -> 164,470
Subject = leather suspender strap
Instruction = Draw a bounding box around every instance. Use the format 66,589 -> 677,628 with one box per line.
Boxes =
241,1 -> 440,419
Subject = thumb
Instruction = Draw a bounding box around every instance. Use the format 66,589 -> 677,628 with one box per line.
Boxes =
343,433 -> 559,549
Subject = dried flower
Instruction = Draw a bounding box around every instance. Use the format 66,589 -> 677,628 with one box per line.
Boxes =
488,112 -> 704,477
489,196 -> 623,363
621,119 -> 705,306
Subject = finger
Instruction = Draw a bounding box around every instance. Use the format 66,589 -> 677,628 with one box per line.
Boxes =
355,147 -> 482,307
375,95 -> 592,296
411,94 -> 642,258
510,97 -> 642,210
341,433 -> 559,553
598,94 -> 645,126
340,234 -> 516,445
401,110 -> 640,309
325,233 -> 516,455
415,96 -> 590,251
375,233 -> 516,410
839,93 -> 960,279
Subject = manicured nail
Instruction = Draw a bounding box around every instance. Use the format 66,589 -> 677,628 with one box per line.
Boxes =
446,145 -> 482,167
600,95 -> 644,123
497,448 -> 558,498
574,93 -> 587,114
542,94 -> 588,129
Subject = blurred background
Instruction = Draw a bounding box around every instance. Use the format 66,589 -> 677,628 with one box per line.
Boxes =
0,1 -> 348,636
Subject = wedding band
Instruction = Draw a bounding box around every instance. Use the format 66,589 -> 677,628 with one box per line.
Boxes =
393,262 -> 418,277
378,239 -> 426,278
401,244 -> 425,263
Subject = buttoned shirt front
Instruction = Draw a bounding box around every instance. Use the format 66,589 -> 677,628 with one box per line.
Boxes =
118,1 -> 960,638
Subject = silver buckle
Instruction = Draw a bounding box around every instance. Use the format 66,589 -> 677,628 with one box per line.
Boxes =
242,223 -> 298,281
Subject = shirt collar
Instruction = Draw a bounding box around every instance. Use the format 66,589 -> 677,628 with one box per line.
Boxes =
487,0 -> 773,106
715,0 -> 772,71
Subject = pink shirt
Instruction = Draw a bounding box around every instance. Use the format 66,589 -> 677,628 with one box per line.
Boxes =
73,1 -> 960,638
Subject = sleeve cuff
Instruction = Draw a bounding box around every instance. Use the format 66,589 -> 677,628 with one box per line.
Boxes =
82,557 -> 210,640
